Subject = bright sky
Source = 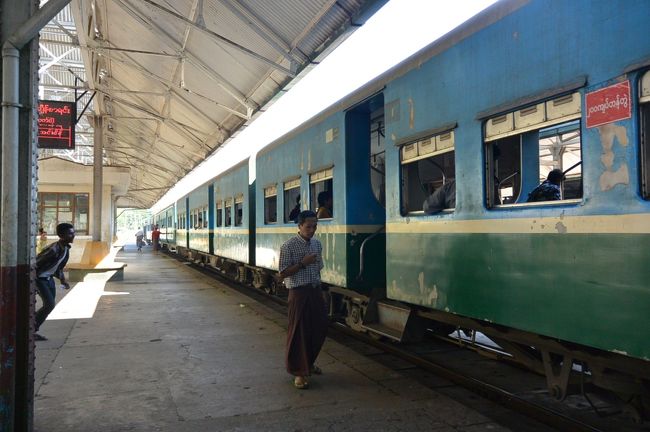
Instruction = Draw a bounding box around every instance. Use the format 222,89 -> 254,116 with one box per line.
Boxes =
151,0 -> 497,213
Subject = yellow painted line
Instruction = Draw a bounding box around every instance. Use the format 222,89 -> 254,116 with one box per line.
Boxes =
214,228 -> 249,235
257,224 -> 384,235
386,213 -> 650,234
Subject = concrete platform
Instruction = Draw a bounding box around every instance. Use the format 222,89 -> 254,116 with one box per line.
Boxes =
35,244 -> 521,432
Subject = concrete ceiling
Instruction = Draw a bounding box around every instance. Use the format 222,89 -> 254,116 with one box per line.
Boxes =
37,0 -> 385,208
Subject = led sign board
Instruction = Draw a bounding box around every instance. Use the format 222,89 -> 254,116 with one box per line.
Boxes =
38,100 -> 76,149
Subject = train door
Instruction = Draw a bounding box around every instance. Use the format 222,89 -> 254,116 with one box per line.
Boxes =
345,93 -> 386,294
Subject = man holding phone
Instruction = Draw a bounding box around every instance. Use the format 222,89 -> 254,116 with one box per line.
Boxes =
278,210 -> 328,389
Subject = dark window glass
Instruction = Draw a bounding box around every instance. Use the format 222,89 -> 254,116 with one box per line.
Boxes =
235,202 -> 243,226
265,195 -> 277,224
310,179 -> 333,219
641,102 -> 650,199
401,149 -> 455,214
284,187 -> 301,223
225,205 -> 232,226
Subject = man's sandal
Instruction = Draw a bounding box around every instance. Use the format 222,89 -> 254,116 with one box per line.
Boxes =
294,377 -> 309,389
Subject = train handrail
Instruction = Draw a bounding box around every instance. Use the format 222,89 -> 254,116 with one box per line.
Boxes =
357,225 -> 386,282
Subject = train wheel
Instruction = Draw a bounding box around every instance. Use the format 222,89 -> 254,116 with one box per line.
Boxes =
345,303 -> 365,332
265,276 -> 279,295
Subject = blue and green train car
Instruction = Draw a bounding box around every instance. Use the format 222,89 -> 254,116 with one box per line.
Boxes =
154,0 -> 650,406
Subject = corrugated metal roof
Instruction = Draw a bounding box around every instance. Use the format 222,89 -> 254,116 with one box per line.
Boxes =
38,0 -> 386,208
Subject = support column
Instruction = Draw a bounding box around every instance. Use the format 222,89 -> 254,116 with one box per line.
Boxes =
93,116 -> 103,241
1,0 -> 73,429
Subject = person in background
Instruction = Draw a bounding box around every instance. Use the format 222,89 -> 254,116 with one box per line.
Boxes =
152,224 -> 161,253
35,223 -> 75,341
278,210 -> 328,389
423,180 -> 456,214
135,227 -> 145,252
527,168 -> 564,202
316,191 -> 333,219
288,195 -> 301,223
37,227 -> 48,254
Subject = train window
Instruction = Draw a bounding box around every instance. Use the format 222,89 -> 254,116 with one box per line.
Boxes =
216,201 -> 223,227
400,130 -> 455,215
485,92 -> 583,206
224,199 -> 232,226
202,207 -> 208,228
234,194 -> 244,226
640,71 -> 650,200
264,185 -> 277,224
283,178 -> 301,223
310,168 -> 333,219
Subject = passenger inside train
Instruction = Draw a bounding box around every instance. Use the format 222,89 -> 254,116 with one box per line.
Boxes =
526,169 -> 564,202
316,191 -> 333,219
423,179 -> 456,214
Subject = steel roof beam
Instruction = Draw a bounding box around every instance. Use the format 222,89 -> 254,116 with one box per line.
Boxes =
140,0 -> 295,77
115,0 -> 257,113
103,51 -> 248,120
219,0 -> 306,66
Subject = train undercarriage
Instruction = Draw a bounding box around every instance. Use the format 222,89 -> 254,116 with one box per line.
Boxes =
169,243 -> 650,423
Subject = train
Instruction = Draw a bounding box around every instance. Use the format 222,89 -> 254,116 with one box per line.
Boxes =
153,0 -> 650,416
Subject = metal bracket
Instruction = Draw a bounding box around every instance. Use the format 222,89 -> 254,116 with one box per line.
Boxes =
541,350 -> 574,400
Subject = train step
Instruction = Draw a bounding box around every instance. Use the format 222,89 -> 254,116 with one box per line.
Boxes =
362,299 -> 421,342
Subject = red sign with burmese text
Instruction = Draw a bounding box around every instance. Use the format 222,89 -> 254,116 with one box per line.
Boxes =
585,81 -> 631,128
38,100 -> 76,149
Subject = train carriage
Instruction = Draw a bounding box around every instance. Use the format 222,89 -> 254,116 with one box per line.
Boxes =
213,159 -> 253,274
156,205 -> 176,248
186,182 -> 211,254
374,0 -> 650,402
175,196 -> 189,252
254,99 -> 386,297
151,0 -> 650,411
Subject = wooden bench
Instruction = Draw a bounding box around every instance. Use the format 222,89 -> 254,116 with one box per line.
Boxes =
66,262 -> 127,282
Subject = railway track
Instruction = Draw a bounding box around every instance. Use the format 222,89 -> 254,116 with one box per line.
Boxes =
167,251 -> 648,432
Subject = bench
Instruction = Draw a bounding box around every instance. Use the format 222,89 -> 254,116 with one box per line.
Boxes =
66,262 -> 127,282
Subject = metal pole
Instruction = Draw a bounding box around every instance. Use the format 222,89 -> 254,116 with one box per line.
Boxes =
1,1 -> 72,429
0,43 -> 20,432
93,116 -> 103,241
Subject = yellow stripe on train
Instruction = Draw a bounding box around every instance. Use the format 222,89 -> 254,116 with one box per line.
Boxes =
386,214 -> 650,235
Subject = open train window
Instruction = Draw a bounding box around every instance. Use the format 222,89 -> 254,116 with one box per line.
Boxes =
216,201 -> 223,227
224,199 -> 232,226
400,130 -> 455,215
283,178 -> 301,223
640,71 -> 650,200
202,206 -> 208,228
234,194 -> 244,226
485,92 -> 583,207
310,168 -> 333,219
264,185 -> 277,224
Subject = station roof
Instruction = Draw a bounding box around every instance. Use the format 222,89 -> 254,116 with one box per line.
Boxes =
39,0 -> 385,208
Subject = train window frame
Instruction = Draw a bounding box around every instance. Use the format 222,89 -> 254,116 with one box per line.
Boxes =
640,70 -> 650,200
310,167 -> 333,219
399,129 -> 456,216
224,198 -> 232,227
484,92 -> 583,208
234,194 -> 244,227
283,178 -> 301,223
216,201 -> 223,227
264,185 -> 278,224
